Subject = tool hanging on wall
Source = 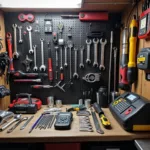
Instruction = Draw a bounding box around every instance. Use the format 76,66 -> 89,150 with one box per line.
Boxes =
44,19 -> 53,33
14,79 -> 42,83
119,28 -> 130,90
48,42 -> 53,82
137,47 -> 150,81
138,0 -> 150,39
127,15 -> 138,85
13,70 -> 47,78
82,73 -> 101,83
31,85 -> 53,89
58,22 -> 64,71
110,47 -> 120,101
52,32 -> 58,44
0,52 -> 9,76
6,33 -> 15,72
22,55 -> 33,72
40,39 -> 46,72
18,13 -> 35,22
61,12 -> 108,21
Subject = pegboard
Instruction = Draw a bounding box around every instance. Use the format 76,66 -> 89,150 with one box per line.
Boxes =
4,12 -> 121,104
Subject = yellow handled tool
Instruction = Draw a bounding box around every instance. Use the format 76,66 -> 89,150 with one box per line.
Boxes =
93,102 -> 111,129
127,15 -> 138,84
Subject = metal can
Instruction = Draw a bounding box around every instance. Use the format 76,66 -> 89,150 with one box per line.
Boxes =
47,96 -> 54,108
56,100 -> 62,108
79,99 -> 83,106
84,99 -> 91,109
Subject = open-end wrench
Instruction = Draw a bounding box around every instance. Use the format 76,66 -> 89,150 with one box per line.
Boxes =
0,114 -> 21,131
12,24 -> 19,59
40,39 -> 46,72
73,48 -> 79,79
79,46 -> 85,69
64,46 -> 68,67
99,38 -> 107,70
18,26 -> 23,43
60,47 -> 63,71
27,26 -> 34,54
67,40 -> 73,80
7,117 -> 28,133
33,45 -> 38,71
93,38 -> 99,67
86,39 -> 92,64
55,46 -> 59,67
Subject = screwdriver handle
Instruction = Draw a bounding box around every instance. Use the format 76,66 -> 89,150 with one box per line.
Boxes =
60,72 -> 64,81
48,58 -> 53,81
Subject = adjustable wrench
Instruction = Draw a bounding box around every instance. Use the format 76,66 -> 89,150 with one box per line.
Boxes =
99,38 -> 107,70
55,46 -> 59,67
18,26 -> 23,43
86,39 -> 92,64
73,48 -> 79,79
12,24 -> 19,59
27,26 -> 34,54
40,39 -> 46,71
79,46 -> 85,69
93,38 -> 99,67
60,46 -> 63,70
33,45 -> 38,71
64,46 -> 68,67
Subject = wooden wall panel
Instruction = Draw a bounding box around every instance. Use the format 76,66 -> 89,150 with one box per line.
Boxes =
120,1 -> 150,100
0,10 -> 10,110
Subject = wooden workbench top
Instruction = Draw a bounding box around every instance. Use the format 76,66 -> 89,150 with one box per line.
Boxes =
0,105 -> 150,143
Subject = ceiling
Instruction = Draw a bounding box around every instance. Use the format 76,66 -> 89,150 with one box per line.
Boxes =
1,0 -> 133,12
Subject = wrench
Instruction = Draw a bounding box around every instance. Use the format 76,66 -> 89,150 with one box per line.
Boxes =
40,39 -> 46,71
12,24 -> 19,59
55,46 -> 59,67
86,39 -> 92,64
0,114 -> 21,131
67,40 -> 73,80
33,45 -> 38,71
64,46 -> 68,67
7,117 -> 28,133
60,46 -> 63,70
99,38 -> 107,70
79,46 -> 85,69
93,38 -> 99,67
18,26 -> 23,43
26,26 -> 34,54
73,48 -> 79,79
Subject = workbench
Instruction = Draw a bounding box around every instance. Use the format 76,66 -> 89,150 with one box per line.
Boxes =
0,105 -> 150,143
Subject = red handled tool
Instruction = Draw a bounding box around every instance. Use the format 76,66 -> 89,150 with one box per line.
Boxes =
31,85 -> 53,89
6,33 -> 14,72
13,70 -> 47,78
48,42 -> 53,82
61,12 -> 108,21
60,72 -> 64,81
14,79 -> 42,83
119,28 -> 130,91
18,13 -> 35,22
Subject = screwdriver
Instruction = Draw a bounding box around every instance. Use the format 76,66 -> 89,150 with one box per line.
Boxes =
127,15 -> 138,85
48,42 -> 53,82
93,102 -> 111,129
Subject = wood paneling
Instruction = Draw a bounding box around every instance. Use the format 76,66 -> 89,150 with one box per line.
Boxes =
0,10 -> 10,110
120,1 -> 150,100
